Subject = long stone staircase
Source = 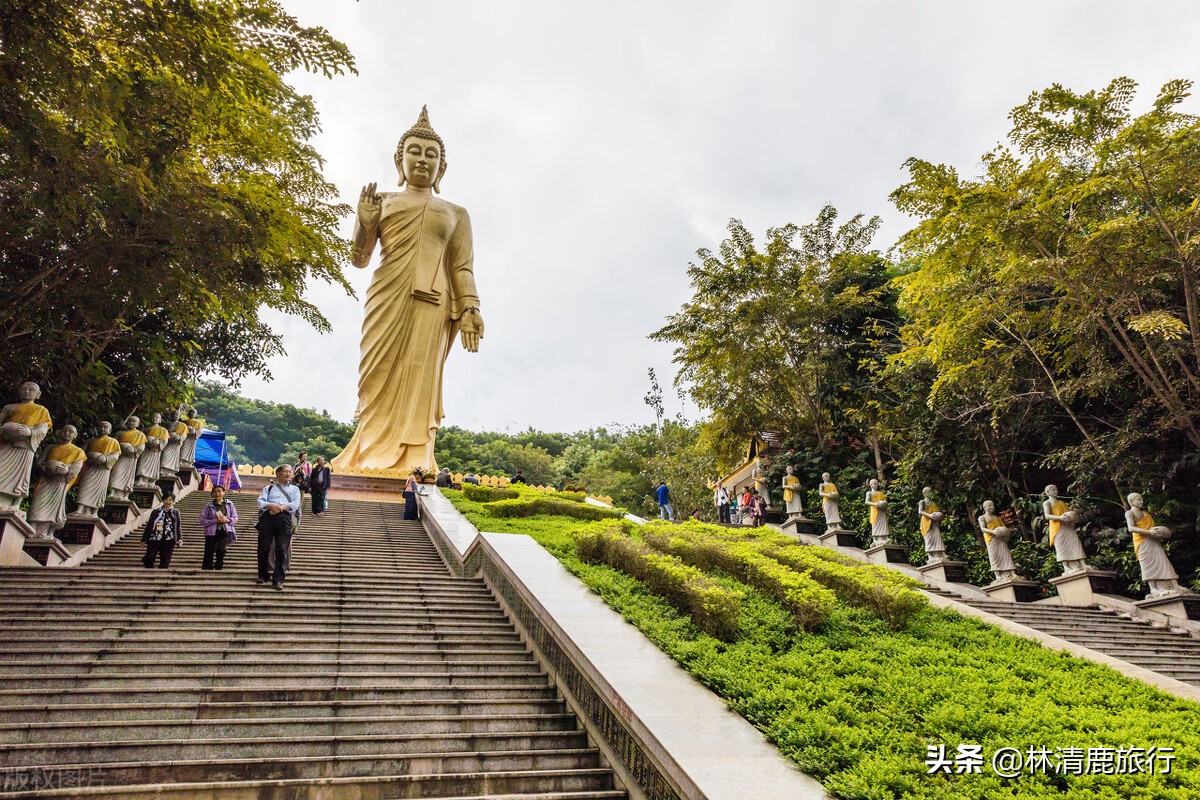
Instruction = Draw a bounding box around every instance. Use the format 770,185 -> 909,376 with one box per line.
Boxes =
0,491 -> 626,799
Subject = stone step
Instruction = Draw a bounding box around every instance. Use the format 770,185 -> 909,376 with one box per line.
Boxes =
0,671 -> 552,691
0,647 -> 536,662
0,697 -> 566,724
0,632 -> 528,648
0,711 -> 580,745
0,628 -> 524,643
0,747 -> 602,788
0,684 -> 560,707
0,607 -> 512,623
0,772 -> 621,800
0,659 -> 545,676
0,729 -> 594,767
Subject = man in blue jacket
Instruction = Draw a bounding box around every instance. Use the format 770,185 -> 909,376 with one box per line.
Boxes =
656,481 -> 675,521
256,464 -> 301,590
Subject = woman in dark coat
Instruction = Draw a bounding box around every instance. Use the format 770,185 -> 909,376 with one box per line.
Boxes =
143,493 -> 183,568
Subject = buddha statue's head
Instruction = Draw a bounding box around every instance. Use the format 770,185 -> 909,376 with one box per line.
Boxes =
868,478 -> 879,490
395,105 -> 447,193
149,413 -> 162,425
822,472 -> 831,482
1127,492 -> 1144,510
58,425 -> 77,444
922,486 -> 933,499
124,416 -> 140,430
98,421 -> 112,436
982,500 -> 996,514
1044,484 -> 1059,499
18,381 -> 40,403
785,465 -> 794,476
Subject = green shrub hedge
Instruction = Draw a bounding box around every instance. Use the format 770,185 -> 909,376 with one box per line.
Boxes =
641,530 -> 834,631
577,523 -> 743,641
485,497 -> 622,521
462,485 -> 520,502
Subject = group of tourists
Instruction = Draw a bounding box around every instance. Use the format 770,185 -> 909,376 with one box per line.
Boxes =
712,482 -> 769,527
140,451 -> 333,591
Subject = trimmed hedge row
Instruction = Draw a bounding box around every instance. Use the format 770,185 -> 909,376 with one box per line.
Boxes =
485,497 -> 623,521
577,523 -> 743,640
462,485 -> 520,503
641,530 -> 834,631
643,520 -> 925,628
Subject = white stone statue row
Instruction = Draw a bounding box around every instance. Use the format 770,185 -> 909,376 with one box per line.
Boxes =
0,381 -> 203,540
785,465 -> 1185,600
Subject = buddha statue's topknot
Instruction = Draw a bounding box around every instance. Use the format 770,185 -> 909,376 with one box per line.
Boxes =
396,105 -> 446,162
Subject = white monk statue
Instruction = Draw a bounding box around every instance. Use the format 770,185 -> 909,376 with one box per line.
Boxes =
180,407 -> 204,468
978,500 -> 1018,582
1042,485 -> 1088,573
27,426 -> 86,539
136,413 -> 169,487
72,422 -> 121,517
108,417 -> 146,502
818,472 -> 842,532
865,478 -> 890,546
781,466 -> 803,519
918,486 -> 946,564
1126,492 -> 1181,597
332,106 -> 483,472
0,381 -> 52,514
159,409 -> 187,476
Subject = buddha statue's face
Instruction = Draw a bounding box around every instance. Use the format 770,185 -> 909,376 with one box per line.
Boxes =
822,473 -> 831,482
869,479 -> 879,490
18,382 -> 39,402
1045,485 -> 1058,498
125,416 -> 140,430
398,136 -> 443,189
1128,493 -> 1144,509
786,466 -> 794,476
98,422 -> 112,436
923,487 -> 932,499
58,425 -> 77,444
983,501 -> 995,514
150,413 -> 162,425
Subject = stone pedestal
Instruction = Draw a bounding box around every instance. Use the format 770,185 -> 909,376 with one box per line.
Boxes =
1134,591 -> 1200,622
130,485 -> 163,511
781,516 -> 817,536
21,536 -> 71,566
57,515 -> 113,550
156,474 -> 183,498
1049,568 -> 1118,607
983,577 -> 1042,603
99,499 -> 142,528
819,529 -> 860,549
864,542 -> 909,565
0,511 -> 38,566
918,560 -> 969,583
176,466 -> 198,488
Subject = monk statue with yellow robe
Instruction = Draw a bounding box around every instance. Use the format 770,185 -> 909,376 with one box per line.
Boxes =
108,417 -> 146,502
0,381 -> 52,515
333,106 -> 483,473
28,425 -> 86,539
72,421 -> 121,517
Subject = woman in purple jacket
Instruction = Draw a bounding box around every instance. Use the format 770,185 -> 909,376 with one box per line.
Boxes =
200,484 -> 238,570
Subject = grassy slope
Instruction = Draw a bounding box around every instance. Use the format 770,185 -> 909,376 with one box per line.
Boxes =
446,489 -> 1199,799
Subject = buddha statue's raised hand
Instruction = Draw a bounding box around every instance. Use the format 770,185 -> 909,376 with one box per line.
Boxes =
358,182 -> 382,224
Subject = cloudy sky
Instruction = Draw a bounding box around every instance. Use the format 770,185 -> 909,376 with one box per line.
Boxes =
236,0 -> 1200,434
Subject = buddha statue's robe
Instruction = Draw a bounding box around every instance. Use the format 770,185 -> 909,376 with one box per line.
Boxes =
782,475 -> 803,516
820,482 -> 841,528
1045,499 -> 1086,565
74,435 -> 121,512
920,500 -> 944,557
333,191 -> 479,472
1131,511 -> 1178,582
0,402 -> 51,506
868,490 -> 889,541
983,516 -> 1016,575
28,442 -> 87,532
181,416 -> 204,466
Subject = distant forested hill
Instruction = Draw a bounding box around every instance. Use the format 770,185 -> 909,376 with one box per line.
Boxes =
192,381 -> 356,467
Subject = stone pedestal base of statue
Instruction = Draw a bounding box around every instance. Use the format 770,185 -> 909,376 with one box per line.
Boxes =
781,516 -> 817,536
983,577 -> 1041,603
0,511 -> 42,566
156,474 -> 183,498
21,535 -> 71,566
176,466 -> 197,487
99,499 -> 142,528
1134,590 -> 1200,622
865,542 -> 909,565
1049,568 -> 1119,607
819,529 -> 859,549
129,485 -> 162,512
918,560 -> 969,583
58,515 -> 113,553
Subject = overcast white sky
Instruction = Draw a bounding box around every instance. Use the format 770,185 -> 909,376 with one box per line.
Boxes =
233,0 -> 1200,434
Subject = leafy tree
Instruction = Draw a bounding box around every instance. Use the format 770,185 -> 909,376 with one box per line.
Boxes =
0,0 -> 355,426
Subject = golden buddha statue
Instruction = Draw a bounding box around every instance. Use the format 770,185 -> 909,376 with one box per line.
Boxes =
333,107 -> 483,472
